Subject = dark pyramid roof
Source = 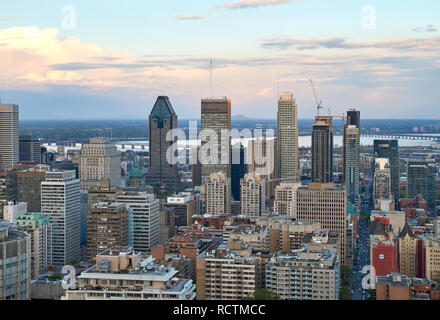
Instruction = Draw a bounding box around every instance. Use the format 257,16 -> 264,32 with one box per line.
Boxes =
150,96 -> 176,117
398,223 -> 415,238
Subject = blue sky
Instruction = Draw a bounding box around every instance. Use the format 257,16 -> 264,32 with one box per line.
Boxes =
0,0 -> 439,119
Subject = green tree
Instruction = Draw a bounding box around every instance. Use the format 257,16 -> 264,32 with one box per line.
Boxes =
243,288 -> 281,300
339,286 -> 352,300
341,265 -> 353,286
399,190 -> 406,199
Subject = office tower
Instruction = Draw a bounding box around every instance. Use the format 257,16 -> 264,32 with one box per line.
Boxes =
160,207 -> 175,244
247,137 -> 277,201
265,248 -> 339,300
196,244 -> 259,300
17,166 -> 47,212
79,137 -> 121,191
277,92 -> 299,183
191,147 -> 202,187
80,191 -> 88,247
88,179 -> 120,210
0,171 -> 17,219
146,96 -> 179,187
87,202 -> 130,264
407,160 -> 436,208
312,116 -> 334,183
296,183 -> 347,265
425,238 -> 440,280
0,103 -> 19,170
344,125 -> 360,206
343,109 -> 360,183
274,183 -> 301,216
374,140 -> 399,202
15,213 -> 52,280
116,191 -> 160,253
41,170 -> 81,266
164,193 -> 197,227
373,158 -> 393,200
240,173 -> 266,217
200,98 -> 231,182
0,221 -> 31,299
63,247 -> 196,300
398,224 -> 418,278
201,172 -> 231,215
3,201 -> 27,223
231,143 -> 247,201
19,135 -> 41,163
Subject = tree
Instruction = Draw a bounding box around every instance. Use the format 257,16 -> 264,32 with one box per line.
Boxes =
339,286 -> 352,300
243,288 -> 280,300
341,265 -> 353,286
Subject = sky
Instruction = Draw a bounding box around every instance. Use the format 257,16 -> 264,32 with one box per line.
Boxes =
0,0 -> 439,120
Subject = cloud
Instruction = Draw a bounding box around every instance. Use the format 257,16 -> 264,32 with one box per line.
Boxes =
413,25 -> 437,32
218,0 -> 295,10
173,15 -> 205,20
261,36 -> 440,51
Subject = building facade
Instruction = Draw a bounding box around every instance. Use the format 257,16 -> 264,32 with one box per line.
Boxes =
312,116 -> 333,183
0,103 -> 19,170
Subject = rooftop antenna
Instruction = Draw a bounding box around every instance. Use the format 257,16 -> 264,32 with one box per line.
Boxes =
210,59 -> 213,99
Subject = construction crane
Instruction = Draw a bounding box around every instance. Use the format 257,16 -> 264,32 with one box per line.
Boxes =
309,79 -> 323,116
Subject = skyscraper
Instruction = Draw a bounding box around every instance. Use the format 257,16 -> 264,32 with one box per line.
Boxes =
344,125 -> 360,206
373,158 -> 393,200
374,140 -> 399,202
343,109 -> 360,183
19,135 -> 41,163
0,103 -> 19,170
79,137 -> 121,191
200,98 -> 231,183
407,160 -> 436,207
116,191 -> 160,253
231,143 -> 247,201
277,92 -> 299,183
146,96 -> 179,187
312,116 -> 334,183
41,170 -> 81,266
296,183 -> 347,265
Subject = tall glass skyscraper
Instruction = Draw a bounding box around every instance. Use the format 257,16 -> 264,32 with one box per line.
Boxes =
312,116 -> 334,183
373,140 -> 399,202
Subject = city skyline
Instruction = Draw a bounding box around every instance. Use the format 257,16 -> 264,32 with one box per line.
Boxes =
0,1 -> 439,120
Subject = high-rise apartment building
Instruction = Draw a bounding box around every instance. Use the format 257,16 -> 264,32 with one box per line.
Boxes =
146,96 -> 179,187
79,137 -> 121,191
312,116 -> 333,183
19,135 -> 41,163
277,92 -> 299,183
0,171 -> 17,219
200,98 -> 231,182
201,172 -> 231,215
398,224 -> 418,278
296,183 -> 347,265
0,103 -> 19,170
343,109 -> 360,182
425,238 -> 440,280
159,207 -> 175,244
116,191 -> 160,253
14,213 -> 52,280
274,183 -> 301,216
247,137 -> 277,201
0,221 -> 31,300
240,173 -> 266,217
373,158 -> 393,200
374,140 -> 399,202
88,178 -> 120,210
265,248 -> 339,300
407,160 -> 436,208
87,202 -> 130,264
344,125 -> 360,206
196,243 -> 259,300
41,170 -> 81,266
